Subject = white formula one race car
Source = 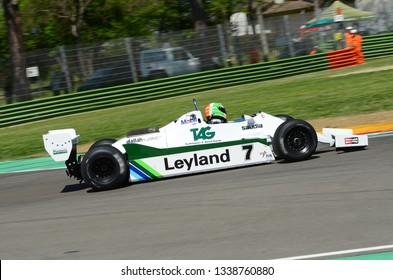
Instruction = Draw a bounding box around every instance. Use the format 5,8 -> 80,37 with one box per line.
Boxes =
43,99 -> 368,190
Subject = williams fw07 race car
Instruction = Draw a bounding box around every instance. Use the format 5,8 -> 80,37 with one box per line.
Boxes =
43,99 -> 368,190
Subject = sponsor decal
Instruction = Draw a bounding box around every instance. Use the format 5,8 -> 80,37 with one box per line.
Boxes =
126,135 -> 162,144
129,159 -> 163,181
180,114 -> 198,125
190,126 -> 215,141
164,149 -> 230,171
345,137 -> 359,145
242,124 -> 263,130
53,149 -> 67,155
261,150 -> 273,158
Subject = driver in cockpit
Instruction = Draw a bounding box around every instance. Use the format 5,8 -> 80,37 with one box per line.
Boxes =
204,102 -> 228,124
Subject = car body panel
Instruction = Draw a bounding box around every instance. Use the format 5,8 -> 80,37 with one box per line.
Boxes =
125,139 -> 274,182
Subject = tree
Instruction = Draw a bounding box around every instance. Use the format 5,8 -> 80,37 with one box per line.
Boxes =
21,0 -> 193,48
3,0 -> 31,102
188,0 -> 209,69
23,0 -> 93,44
205,0 -> 250,24
249,1 -> 274,57
23,0 -> 94,79
189,0 -> 207,32
20,0 -> 193,77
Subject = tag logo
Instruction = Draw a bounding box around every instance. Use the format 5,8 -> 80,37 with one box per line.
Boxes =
190,126 -> 215,141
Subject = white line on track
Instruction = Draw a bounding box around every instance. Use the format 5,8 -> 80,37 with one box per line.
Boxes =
276,244 -> 393,260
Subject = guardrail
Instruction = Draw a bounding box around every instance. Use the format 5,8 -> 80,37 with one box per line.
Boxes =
326,48 -> 359,70
363,32 -> 393,59
1,32 -> 392,128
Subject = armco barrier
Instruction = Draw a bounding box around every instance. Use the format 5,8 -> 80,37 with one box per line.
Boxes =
1,33 -> 393,128
363,33 -> 393,59
326,48 -> 358,70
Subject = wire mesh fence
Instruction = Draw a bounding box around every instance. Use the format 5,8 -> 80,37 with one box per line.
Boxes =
0,13 -> 390,105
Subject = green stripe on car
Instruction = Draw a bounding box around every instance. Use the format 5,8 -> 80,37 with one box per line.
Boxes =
133,159 -> 164,179
124,138 -> 269,160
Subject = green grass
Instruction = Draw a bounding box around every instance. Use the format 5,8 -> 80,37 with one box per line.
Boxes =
1,56 -> 393,160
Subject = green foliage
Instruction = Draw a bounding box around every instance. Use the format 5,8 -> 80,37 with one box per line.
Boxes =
205,0 -> 249,24
2,0 -> 254,52
18,0 -> 201,50
0,8 -> 10,71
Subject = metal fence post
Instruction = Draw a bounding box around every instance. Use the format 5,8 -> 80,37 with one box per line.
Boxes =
284,15 -> 295,57
124,37 -> 138,83
257,6 -> 270,57
59,46 -> 73,93
217,24 -> 228,68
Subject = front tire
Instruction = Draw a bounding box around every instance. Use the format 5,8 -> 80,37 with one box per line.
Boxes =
274,114 -> 294,122
81,145 -> 129,190
272,119 -> 317,162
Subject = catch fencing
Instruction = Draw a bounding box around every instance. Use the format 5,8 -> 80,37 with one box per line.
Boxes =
0,29 -> 393,128
1,31 -> 393,128
0,53 -> 328,128
2,14 -> 387,102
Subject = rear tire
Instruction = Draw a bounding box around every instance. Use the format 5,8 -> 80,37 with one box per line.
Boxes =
81,145 -> 129,190
272,119 -> 317,162
89,138 -> 116,151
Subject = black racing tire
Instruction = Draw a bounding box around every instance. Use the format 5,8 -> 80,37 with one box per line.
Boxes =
89,138 -> 116,151
272,119 -> 317,162
81,145 -> 129,190
275,114 -> 294,122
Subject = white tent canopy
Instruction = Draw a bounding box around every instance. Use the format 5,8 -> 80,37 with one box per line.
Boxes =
307,0 -> 374,25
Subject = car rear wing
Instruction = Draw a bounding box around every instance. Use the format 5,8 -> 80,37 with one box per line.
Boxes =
43,129 -> 79,162
43,129 -> 83,180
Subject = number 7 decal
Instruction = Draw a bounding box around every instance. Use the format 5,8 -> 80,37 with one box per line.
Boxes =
242,145 -> 253,160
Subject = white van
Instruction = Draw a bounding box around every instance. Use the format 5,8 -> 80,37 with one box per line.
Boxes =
140,47 -> 200,79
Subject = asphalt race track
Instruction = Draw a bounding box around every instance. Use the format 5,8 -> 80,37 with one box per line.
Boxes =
1,136 -> 392,260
